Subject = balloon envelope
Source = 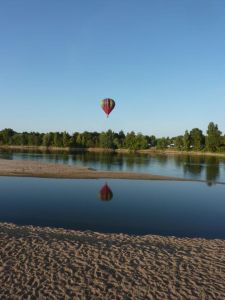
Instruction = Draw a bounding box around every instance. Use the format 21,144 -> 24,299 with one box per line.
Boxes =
99,183 -> 113,201
100,98 -> 115,117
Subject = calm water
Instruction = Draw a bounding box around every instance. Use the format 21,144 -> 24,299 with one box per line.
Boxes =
0,149 -> 225,183
0,177 -> 225,238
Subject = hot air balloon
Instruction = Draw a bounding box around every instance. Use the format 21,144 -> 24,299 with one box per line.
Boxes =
99,183 -> 113,201
100,98 -> 115,117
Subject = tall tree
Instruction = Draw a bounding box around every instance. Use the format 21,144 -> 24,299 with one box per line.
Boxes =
183,130 -> 191,151
62,132 -> 71,147
99,130 -> 115,149
124,131 -> 137,151
206,122 -> 221,152
0,128 -> 15,144
156,138 -> 168,149
42,133 -> 51,147
149,135 -> 157,147
117,130 -> 125,148
190,128 -> 204,150
53,132 -> 63,147
135,133 -> 148,149
175,136 -> 184,150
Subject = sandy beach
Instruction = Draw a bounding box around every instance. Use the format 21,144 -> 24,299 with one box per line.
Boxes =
0,159 -> 223,184
0,222 -> 224,299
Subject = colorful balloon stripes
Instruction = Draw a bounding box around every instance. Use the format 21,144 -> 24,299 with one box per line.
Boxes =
100,98 -> 115,117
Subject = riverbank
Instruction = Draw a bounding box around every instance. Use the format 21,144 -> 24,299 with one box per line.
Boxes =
0,222 -> 224,299
0,159 -> 222,184
1,145 -> 225,157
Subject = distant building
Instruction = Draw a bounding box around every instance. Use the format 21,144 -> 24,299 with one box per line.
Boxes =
167,143 -> 175,148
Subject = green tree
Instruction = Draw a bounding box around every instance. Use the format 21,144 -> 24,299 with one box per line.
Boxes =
135,133 -> 148,149
219,135 -> 225,152
82,132 -> 98,148
27,132 -> 41,146
11,133 -> 22,145
190,128 -> 205,150
42,133 -> 51,147
206,122 -> 221,152
0,128 -> 15,144
90,132 -> 100,147
76,132 -> 93,148
113,130 -> 125,148
20,132 -> 29,145
175,136 -> 184,150
124,131 -> 137,151
53,132 -> 63,147
76,133 -> 83,147
70,132 -> 78,147
112,136 -> 121,149
156,138 -> 168,149
149,135 -> 157,147
99,130 -> 115,149
183,130 -> 191,151
62,131 -> 71,147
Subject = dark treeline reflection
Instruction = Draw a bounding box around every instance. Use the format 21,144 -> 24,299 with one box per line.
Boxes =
205,157 -> 220,186
174,155 -> 220,185
154,155 -> 168,166
70,152 -> 152,172
0,149 -> 224,184
73,152 -> 121,170
174,155 -> 205,175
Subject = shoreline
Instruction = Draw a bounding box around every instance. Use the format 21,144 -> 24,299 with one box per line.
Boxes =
1,145 -> 225,157
0,222 -> 225,299
0,158 -> 224,184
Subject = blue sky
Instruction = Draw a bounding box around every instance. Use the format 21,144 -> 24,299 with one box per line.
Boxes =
0,0 -> 224,137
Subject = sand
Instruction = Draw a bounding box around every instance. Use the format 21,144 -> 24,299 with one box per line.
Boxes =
0,222 -> 225,299
0,159 -> 223,184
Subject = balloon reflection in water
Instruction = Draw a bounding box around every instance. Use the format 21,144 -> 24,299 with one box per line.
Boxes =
99,183 -> 113,201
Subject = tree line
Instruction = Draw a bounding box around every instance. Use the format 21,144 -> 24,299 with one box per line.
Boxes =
0,122 -> 224,152
156,122 -> 225,152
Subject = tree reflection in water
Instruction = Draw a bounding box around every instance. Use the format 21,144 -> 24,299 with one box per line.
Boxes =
205,157 -> 220,186
99,183 -> 113,201
0,149 -> 224,184
182,155 -> 204,176
174,155 -> 220,185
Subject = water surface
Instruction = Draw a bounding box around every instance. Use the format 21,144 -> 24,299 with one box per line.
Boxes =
0,149 -> 225,183
0,177 -> 224,238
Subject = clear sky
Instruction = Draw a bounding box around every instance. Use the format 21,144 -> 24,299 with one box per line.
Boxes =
0,0 -> 224,137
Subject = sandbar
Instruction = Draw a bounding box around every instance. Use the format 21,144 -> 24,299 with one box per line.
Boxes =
0,159 -> 222,184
